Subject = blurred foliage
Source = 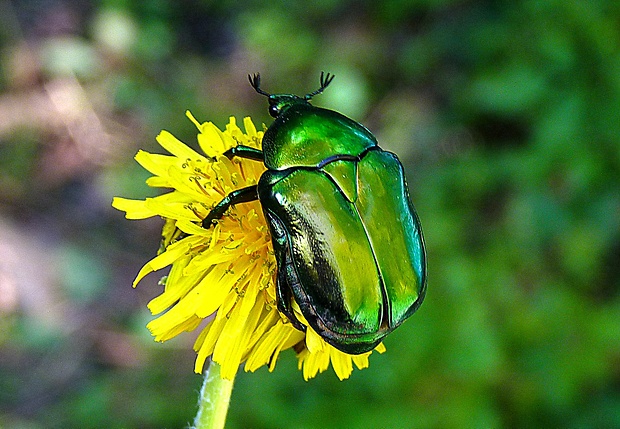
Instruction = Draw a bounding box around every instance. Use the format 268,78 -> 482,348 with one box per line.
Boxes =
0,0 -> 618,428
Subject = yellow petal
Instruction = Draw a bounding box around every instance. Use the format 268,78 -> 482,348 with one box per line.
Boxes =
145,176 -> 171,188
133,237 -> 199,286
197,122 -> 228,157
175,220 -> 208,236
112,197 -> 156,219
143,197 -> 202,222
156,130 -> 204,161
135,150 -> 176,177
186,110 -> 203,132
243,116 -> 257,138
147,256 -> 196,314
352,353 -> 370,370
245,320 -> 292,372
330,349 -> 353,381
212,282 -> 259,378
305,327 -> 324,354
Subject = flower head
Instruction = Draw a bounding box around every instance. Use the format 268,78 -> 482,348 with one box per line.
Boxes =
113,111 -> 385,380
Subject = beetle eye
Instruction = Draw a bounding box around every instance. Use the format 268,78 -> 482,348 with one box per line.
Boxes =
269,105 -> 280,118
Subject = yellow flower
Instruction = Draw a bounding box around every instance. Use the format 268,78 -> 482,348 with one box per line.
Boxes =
112,111 -> 385,381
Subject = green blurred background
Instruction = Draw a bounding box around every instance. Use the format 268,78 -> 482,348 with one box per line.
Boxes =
0,0 -> 619,428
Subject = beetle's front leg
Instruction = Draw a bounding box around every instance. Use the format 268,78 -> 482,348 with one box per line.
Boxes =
202,185 -> 259,228
223,145 -> 264,162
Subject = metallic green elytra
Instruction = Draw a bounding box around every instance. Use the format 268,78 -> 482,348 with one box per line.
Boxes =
203,73 -> 426,354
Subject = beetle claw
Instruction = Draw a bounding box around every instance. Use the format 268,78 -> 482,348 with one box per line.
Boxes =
320,71 -> 335,88
201,215 -> 217,229
249,73 -> 270,97
305,71 -> 335,99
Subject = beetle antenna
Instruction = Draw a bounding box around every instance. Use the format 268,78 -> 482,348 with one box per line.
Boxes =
305,71 -> 335,100
248,73 -> 270,97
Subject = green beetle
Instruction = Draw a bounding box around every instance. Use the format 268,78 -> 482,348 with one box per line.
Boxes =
203,73 -> 426,354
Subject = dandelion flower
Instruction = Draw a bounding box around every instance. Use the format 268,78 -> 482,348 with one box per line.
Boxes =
113,111 -> 385,380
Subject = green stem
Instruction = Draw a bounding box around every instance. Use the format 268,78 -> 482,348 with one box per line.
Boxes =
193,360 -> 235,429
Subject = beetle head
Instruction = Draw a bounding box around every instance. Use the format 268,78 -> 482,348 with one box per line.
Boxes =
248,72 -> 335,118
265,94 -> 306,118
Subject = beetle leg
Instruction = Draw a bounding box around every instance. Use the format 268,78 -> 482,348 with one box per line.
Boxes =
275,249 -> 307,332
223,145 -> 264,162
276,262 -> 306,332
266,209 -> 307,332
202,185 -> 259,228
